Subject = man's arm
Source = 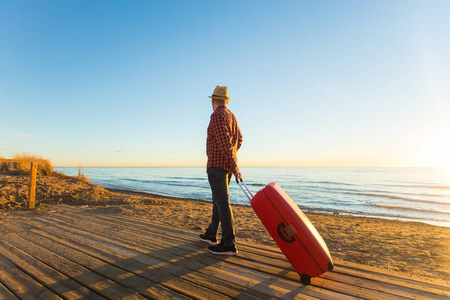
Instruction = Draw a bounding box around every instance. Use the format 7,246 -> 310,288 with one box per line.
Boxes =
237,126 -> 243,151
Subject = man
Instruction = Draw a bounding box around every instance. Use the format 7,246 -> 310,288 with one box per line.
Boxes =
199,85 -> 243,256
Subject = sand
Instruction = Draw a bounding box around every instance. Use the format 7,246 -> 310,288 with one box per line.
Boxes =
1,173 -> 449,281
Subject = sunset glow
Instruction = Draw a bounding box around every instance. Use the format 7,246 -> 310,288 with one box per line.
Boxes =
1,1 -> 449,168
416,137 -> 450,168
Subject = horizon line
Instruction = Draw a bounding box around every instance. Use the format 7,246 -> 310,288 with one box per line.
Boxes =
54,165 -> 448,168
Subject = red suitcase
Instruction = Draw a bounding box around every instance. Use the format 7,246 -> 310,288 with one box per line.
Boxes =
238,181 -> 334,285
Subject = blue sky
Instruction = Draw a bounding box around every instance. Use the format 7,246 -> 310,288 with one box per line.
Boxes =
1,0 -> 449,167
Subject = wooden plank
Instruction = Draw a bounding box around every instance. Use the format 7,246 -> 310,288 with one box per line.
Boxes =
51,207 -> 450,300
0,239 -> 104,300
26,216 -> 315,299
52,209 -> 294,272
0,225 -> 193,300
62,204 -> 291,265
332,262 -> 450,295
35,227 -> 272,300
0,228 -> 145,300
25,214 -> 341,299
87,210 -> 450,293
331,265 -> 450,299
0,252 -> 61,300
140,221 -> 450,299
27,162 -> 37,209
0,281 -> 19,300
322,270 -> 449,300
0,222 -> 232,300
30,212 -> 375,300
2,205 -> 448,300
30,214 -> 366,299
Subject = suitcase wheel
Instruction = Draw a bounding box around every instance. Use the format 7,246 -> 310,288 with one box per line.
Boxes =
300,274 -> 311,285
328,260 -> 334,271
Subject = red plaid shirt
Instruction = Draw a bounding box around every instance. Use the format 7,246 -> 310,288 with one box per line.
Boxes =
207,106 -> 243,174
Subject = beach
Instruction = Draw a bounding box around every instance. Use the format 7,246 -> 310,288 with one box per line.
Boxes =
1,173 -> 449,281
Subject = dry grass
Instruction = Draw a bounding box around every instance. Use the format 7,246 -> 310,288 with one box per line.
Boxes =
0,154 -> 12,172
1,153 -> 53,176
75,167 -> 91,184
1,153 -> 93,184
11,153 -> 54,176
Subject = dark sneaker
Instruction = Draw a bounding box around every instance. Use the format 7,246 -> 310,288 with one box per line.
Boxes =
208,242 -> 238,256
199,232 -> 217,245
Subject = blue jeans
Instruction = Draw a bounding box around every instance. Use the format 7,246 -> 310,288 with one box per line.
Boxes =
206,167 -> 236,246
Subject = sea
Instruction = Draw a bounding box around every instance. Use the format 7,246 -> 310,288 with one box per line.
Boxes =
55,167 -> 450,228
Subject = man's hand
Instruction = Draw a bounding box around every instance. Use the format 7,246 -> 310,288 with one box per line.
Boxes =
235,172 -> 242,182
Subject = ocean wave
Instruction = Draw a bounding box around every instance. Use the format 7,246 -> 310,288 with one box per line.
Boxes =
296,180 -> 356,187
304,206 -> 450,225
248,183 -> 266,187
298,185 -> 446,202
355,213 -> 450,227
91,180 -> 136,191
165,182 -> 209,189
121,178 -> 208,189
122,178 -> 155,183
167,176 -> 205,181
350,192 -> 450,206
373,204 -> 450,215
300,206 -> 450,224
390,184 -> 450,190
300,184 -> 447,199
424,185 -> 450,189
298,185 -> 362,194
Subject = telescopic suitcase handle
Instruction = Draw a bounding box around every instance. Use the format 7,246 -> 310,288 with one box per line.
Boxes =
236,177 -> 254,201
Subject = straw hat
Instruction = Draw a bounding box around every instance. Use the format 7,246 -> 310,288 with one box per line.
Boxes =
208,85 -> 231,100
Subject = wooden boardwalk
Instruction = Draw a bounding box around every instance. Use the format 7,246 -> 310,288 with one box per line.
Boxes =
0,205 -> 448,299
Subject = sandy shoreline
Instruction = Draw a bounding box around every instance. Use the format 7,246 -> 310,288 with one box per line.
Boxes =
1,173 -> 449,281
